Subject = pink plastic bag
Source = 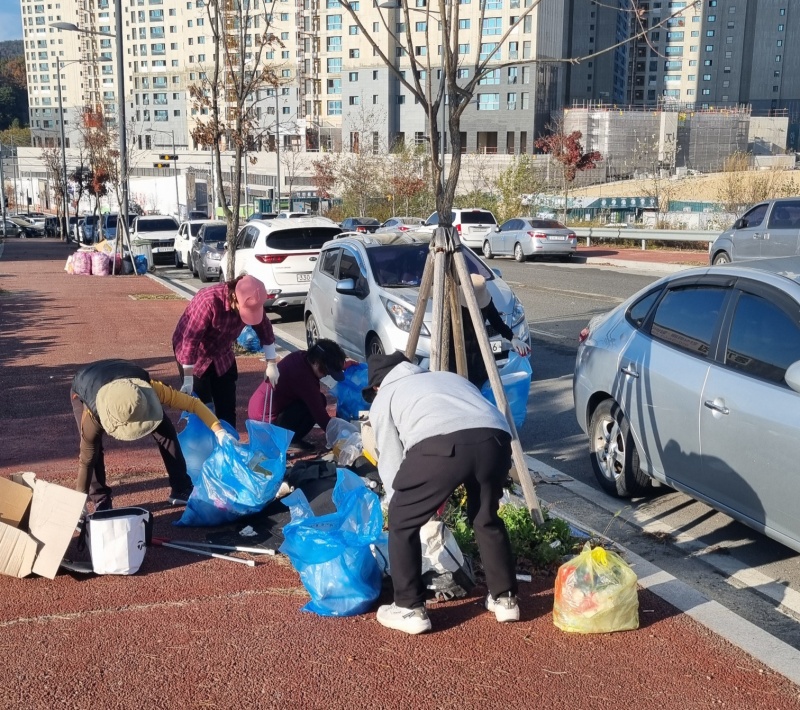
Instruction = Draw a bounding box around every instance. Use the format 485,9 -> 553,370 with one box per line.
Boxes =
92,251 -> 111,276
72,250 -> 93,275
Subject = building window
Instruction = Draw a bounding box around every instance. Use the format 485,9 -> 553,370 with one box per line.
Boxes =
705,45 -> 713,51
326,36 -> 342,52
327,78 -> 341,94
521,92 -> 529,109
349,96 -> 360,105
349,25 -> 359,35
458,19 -> 470,29
415,21 -> 426,31
481,18 -> 502,35
155,109 -> 167,121
327,57 -> 342,73
349,49 -> 359,58
477,93 -> 499,110
326,15 -> 341,30
348,72 -> 358,81
507,92 -> 516,109
479,43 -> 500,62
397,95 -> 405,104
458,43 -> 469,54
479,69 -> 500,85
327,100 -> 341,115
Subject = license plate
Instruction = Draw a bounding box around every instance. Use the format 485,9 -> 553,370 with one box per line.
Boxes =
549,235 -> 567,241
491,340 -> 503,353
151,246 -> 173,253
297,272 -> 311,282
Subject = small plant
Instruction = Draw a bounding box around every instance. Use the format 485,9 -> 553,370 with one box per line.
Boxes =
442,487 -> 582,572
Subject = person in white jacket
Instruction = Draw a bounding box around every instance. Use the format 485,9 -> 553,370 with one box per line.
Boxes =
363,351 -> 519,635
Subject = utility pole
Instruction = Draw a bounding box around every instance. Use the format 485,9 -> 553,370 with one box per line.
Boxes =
56,65 -> 70,241
275,89 -> 281,212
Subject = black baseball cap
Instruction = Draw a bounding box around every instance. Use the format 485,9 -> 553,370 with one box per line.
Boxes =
362,351 -> 410,403
309,340 -> 346,382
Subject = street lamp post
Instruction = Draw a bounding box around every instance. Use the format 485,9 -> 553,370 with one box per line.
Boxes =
52,14 -> 130,247
54,59 -> 82,242
147,128 -> 180,217
274,89 -> 281,213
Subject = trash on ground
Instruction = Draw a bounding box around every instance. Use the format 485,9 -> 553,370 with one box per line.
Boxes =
178,412 -> 239,484
332,363 -> 370,421
239,525 -> 258,537
152,537 -> 255,566
553,542 -> 639,634
420,519 -> 475,601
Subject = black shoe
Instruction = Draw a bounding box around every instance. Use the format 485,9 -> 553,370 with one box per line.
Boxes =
168,488 -> 193,506
94,498 -> 113,512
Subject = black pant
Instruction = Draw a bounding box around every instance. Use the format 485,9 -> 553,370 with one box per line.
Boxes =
179,361 -> 238,429
72,395 -> 193,505
274,395 -> 325,442
388,428 -> 517,609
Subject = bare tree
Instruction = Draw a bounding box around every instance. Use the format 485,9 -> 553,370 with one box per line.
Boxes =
189,0 -> 284,277
493,154 -> 547,222
337,104 -> 389,217
42,146 -> 66,225
388,143 -> 430,217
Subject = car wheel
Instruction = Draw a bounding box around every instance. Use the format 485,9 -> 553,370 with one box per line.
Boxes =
305,313 -> 320,349
712,251 -> 731,265
198,264 -> 210,283
514,242 -> 526,263
174,250 -> 183,269
483,241 -> 494,259
588,399 -> 650,497
366,334 -> 385,358
559,254 -> 572,263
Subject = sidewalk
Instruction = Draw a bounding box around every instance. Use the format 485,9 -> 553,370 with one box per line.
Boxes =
1,239 -> 798,709
575,244 -> 710,272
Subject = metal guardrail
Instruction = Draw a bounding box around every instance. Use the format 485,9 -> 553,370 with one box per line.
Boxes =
573,227 -> 717,250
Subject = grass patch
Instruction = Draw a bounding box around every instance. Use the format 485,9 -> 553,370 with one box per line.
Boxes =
128,293 -> 185,301
443,485 -> 585,573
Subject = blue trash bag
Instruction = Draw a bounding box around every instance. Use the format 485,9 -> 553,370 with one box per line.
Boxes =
280,468 -> 385,617
481,351 -> 533,429
177,411 -> 239,484
133,254 -> 148,274
177,418 -> 293,527
237,325 -> 261,353
332,363 -> 370,421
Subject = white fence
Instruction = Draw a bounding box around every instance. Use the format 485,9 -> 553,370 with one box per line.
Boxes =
574,226 -> 717,250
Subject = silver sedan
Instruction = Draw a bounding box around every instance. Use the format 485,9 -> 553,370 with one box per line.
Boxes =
482,218 -> 577,262
573,256 -> 800,554
375,216 -> 425,234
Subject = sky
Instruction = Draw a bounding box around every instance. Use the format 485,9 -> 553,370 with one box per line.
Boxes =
0,5 -> 23,42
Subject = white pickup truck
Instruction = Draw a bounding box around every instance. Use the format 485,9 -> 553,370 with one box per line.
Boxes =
130,215 -> 180,264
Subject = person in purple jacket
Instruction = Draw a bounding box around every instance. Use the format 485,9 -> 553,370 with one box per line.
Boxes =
247,339 -> 347,449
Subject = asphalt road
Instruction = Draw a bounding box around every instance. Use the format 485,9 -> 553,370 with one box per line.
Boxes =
155,257 -> 800,653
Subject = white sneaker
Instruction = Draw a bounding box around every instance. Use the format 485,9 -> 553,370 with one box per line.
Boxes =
486,593 -> 520,622
376,603 -> 432,635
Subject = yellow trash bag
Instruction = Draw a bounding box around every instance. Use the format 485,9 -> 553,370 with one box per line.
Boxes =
553,542 -> 639,634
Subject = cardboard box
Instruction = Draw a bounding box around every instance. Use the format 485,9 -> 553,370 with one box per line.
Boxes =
0,476 -> 32,528
0,473 -> 87,580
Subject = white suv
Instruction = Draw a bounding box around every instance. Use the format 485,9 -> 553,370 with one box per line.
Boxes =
173,219 -> 209,268
418,208 -> 498,250
130,215 -> 180,264
220,217 -> 341,311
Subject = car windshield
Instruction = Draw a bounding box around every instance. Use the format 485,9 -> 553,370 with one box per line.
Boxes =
138,218 -> 178,231
459,211 -> 497,225
190,223 -> 205,236
353,218 -> 379,225
368,244 -> 493,288
529,219 -> 566,229
202,225 -> 227,242
105,215 -> 118,228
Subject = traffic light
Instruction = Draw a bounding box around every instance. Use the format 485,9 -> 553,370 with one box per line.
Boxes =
153,162 -> 171,168
159,154 -> 179,161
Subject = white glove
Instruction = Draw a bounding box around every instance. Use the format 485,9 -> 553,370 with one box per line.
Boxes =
180,375 -> 194,394
511,337 -> 531,357
215,430 -> 235,447
266,360 -> 280,387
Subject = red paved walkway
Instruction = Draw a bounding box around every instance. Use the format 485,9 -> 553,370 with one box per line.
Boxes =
1,239 -> 798,709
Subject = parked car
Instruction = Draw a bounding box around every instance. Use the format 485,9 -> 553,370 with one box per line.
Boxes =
101,213 -> 136,240
82,214 -> 100,244
339,217 -> 381,233
417,208 -> 498,249
375,216 -> 425,234
8,216 -> 45,238
189,221 -> 227,283
1,219 -> 27,238
174,219 -> 209,268
276,211 -> 312,219
573,255 -> 800,554
130,214 -> 180,265
43,216 -> 60,238
304,232 -> 530,367
710,198 -> 800,265
482,218 -> 578,262
247,211 -> 278,221
219,216 -> 342,311
188,210 -> 210,221
72,218 -> 86,243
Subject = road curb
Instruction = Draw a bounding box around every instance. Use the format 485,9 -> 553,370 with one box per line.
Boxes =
573,255 -> 698,274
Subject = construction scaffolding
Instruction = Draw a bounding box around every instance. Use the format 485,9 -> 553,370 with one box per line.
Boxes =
564,103 -> 752,179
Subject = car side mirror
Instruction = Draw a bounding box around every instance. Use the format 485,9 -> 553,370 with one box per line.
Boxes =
494,226 -> 501,232
733,218 -> 745,229
785,361 -> 800,394
492,268 -> 502,278
336,278 -> 357,295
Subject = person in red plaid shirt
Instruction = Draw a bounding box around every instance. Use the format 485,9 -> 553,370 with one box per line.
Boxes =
172,275 -> 277,428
